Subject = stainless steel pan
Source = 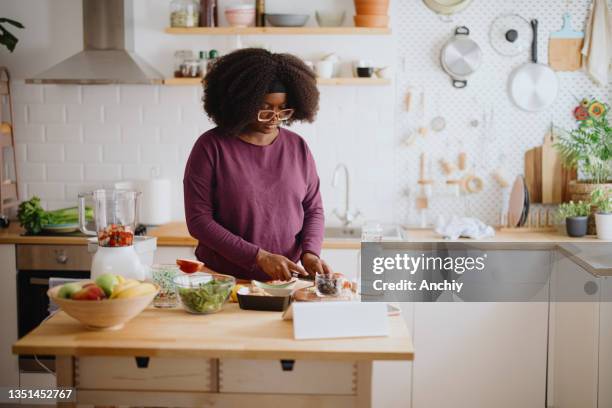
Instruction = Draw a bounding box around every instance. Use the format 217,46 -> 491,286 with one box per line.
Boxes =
440,26 -> 482,89
508,19 -> 558,111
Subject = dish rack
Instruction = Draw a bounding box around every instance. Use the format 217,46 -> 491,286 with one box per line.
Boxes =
0,67 -> 19,216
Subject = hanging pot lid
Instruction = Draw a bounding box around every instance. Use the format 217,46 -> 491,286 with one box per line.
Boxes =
423,0 -> 473,15
441,26 -> 482,77
489,13 -> 532,57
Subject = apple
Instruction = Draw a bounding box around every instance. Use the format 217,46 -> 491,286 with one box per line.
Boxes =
176,258 -> 204,274
71,284 -> 106,300
57,282 -> 82,299
95,273 -> 119,297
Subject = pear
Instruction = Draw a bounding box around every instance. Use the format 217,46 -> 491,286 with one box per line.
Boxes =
57,282 -> 83,299
95,273 -> 119,297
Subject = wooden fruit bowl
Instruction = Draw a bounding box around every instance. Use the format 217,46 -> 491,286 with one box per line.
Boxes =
47,282 -> 159,330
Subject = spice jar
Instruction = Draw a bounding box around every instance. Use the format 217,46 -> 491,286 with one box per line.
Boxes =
174,50 -> 194,78
150,264 -> 180,308
170,0 -> 200,28
181,59 -> 201,78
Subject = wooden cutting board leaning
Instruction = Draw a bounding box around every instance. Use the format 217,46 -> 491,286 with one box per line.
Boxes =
549,12 -> 584,71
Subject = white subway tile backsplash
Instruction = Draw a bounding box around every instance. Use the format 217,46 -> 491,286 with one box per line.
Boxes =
85,164 -> 122,181
83,85 -> 119,105
141,144 -> 178,163
66,183 -> 103,200
46,201 -> 78,211
121,125 -> 160,144
28,182 -> 66,200
11,83 -> 43,104
47,163 -> 83,181
66,104 -> 102,123
46,124 -> 82,143
28,104 -> 65,124
143,105 -> 180,125
19,163 -> 45,181
103,144 -> 139,163
104,105 -> 142,124
160,125 -> 199,144
12,104 -> 27,125
28,144 -> 63,162
180,105 -> 207,124
120,85 -> 159,105
122,164 -> 160,180
44,85 -> 81,104
15,144 -> 27,162
65,144 -> 102,163
13,123 -> 44,143
83,124 -> 121,143
160,86 -> 198,105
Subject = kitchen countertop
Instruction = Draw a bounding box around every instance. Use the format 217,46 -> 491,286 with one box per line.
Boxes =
12,303 -> 413,361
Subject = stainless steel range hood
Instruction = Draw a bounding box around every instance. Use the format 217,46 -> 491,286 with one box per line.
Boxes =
26,0 -> 163,85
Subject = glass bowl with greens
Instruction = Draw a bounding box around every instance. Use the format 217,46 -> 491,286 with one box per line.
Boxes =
173,273 -> 235,314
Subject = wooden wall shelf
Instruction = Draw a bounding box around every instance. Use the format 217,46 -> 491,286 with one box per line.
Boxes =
164,77 -> 391,86
165,27 -> 391,35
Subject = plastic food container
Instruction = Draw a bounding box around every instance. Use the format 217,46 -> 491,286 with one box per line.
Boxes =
174,273 -> 235,314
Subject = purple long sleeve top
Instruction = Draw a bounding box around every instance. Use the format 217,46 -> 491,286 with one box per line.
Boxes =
183,127 -> 325,280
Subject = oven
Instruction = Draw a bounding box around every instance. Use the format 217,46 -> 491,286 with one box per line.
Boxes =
16,244 -> 91,373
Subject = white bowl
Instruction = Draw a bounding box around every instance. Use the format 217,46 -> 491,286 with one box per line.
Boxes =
315,11 -> 346,27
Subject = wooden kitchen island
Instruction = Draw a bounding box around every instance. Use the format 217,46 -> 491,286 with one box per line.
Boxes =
12,303 -> 413,408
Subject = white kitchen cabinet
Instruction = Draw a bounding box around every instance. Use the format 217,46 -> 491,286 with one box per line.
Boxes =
153,246 -> 197,264
411,250 -> 550,408
599,277 -> 612,408
320,248 -> 360,279
0,244 -> 19,388
547,250 -> 600,408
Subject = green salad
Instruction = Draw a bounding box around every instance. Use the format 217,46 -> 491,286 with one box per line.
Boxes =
177,279 -> 233,314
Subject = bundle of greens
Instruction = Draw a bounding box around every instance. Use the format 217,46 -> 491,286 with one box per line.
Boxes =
17,196 -> 93,235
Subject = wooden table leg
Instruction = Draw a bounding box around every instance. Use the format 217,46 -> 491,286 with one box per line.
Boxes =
55,356 -> 76,408
356,361 -> 372,408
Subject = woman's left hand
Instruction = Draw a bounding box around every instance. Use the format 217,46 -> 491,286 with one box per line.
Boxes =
302,253 -> 332,276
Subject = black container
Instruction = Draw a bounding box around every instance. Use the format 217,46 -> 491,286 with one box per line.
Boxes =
356,67 -> 374,77
237,293 -> 291,311
566,216 -> 588,237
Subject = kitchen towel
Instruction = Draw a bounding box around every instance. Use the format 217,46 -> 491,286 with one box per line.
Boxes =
581,0 -> 612,86
435,216 -> 496,240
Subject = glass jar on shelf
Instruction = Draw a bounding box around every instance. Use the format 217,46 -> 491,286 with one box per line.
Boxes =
181,59 -> 201,78
170,0 -> 200,28
174,50 -> 194,78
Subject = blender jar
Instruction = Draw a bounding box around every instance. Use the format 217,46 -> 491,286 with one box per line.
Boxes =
79,189 -> 141,247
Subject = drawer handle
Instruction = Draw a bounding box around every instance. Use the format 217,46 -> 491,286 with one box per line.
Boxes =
29,277 -> 49,286
54,250 -> 68,264
135,356 -> 150,368
280,359 -> 295,371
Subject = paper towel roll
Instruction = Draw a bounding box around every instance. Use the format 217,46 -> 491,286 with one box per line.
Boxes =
139,178 -> 172,226
115,179 -> 172,226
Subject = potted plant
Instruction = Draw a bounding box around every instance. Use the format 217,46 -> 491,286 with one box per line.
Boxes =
591,187 -> 612,240
555,97 -> 611,234
557,200 -> 591,237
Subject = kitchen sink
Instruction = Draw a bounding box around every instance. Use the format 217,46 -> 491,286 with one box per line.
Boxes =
324,225 -> 404,240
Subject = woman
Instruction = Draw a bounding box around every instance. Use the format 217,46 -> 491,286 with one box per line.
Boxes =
184,48 -> 332,281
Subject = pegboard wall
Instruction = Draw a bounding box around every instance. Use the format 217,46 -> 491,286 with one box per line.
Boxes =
392,0 -> 611,226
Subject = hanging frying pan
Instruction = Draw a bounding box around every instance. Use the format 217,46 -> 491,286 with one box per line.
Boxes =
508,19 -> 559,112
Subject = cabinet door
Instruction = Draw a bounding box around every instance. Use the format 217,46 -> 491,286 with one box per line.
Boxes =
599,277 -> 612,408
0,245 -> 19,388
411,250 -> 550,408
320,248 -> 360,279
153,246 -> 197,264
548,250 -> 599,408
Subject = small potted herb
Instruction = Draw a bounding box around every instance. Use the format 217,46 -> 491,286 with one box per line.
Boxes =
557,200 -> 591,237
591,188 -> 612,240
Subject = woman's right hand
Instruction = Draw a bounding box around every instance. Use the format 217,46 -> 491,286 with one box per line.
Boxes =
255,249 -> 307,281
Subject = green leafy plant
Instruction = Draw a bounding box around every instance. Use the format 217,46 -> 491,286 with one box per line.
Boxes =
0,18 -> 25,52
591,188 -> 612,214
557,200 -> 591,220
17,196 -> 93,235
555,97 -> 612,184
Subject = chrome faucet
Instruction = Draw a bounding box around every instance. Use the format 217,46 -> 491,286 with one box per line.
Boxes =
332,163 -> 360,227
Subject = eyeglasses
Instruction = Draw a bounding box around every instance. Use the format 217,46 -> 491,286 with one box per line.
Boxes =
257,109 -> 295,122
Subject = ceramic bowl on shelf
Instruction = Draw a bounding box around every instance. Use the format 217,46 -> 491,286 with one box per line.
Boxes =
225,4 -> 255,27
315,10 -> 346,27
354,14 -> 389,28
265,14 -> 310,27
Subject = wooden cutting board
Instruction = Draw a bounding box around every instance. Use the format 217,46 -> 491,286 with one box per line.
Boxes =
549,13 -> 584,72
524,146 -> 542,203
541,131 -> 576,203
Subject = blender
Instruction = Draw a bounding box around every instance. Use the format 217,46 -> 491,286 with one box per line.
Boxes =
79,189 -> 147,281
